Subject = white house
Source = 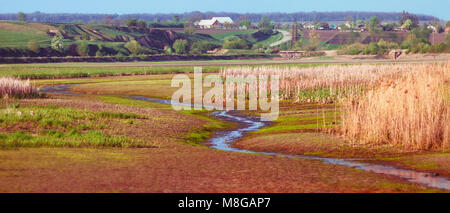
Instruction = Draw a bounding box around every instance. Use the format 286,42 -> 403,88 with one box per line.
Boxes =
198,17 -> 234,29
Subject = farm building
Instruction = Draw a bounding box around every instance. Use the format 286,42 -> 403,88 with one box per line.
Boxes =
198,17 -> 234,29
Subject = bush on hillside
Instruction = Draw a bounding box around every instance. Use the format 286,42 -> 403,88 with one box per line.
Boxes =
223,39 -> 249,49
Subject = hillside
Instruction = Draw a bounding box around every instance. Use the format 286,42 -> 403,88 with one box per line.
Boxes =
0,21 -> 228,57
300,29 -> 446,46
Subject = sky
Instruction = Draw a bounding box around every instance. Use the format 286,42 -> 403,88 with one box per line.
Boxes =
0,0 -> 449,20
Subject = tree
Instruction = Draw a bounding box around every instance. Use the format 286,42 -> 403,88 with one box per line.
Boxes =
172,39 -> 188,54
27,40 -> 40,53
172,15 -> 180,23
51,35 -> 64,52
76,41 -> 89,56
96,44 -> 104,57
258,16 -> 274,35
364,42 -> 381,55
17,12 -> 26,22
401,19 -> 414,30
368,16 -> 382,33
124,40 -> 144,55
239,19 -> 251,29
445,21 -> 450,28
72,19 -> 85,25
401,26 -> 432,53
410,25 -> 432,42
356,19 -> 365,27
339,23 -> 349,31
345,16 -> 356,30
136,20 -> 147,29
125,19 -> 138,28
188,12 -> 204,23
164,46 -> 173,54
308,30 -> 320,50
184,22 -> 195,35
96,50 -> 103,57
293,39 -> 305,50
399,11 -> 419,28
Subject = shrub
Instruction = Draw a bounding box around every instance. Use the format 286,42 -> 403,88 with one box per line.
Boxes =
364,42 -> 382,55
76,41 -> 89,56
96,50 -> 103,57
115,53 -> 126,61
27,40 -> 40,53
338,43 -> 367,55
190,41 -> 219,54
164,45 -> 173,54
430,43 -> 450,53
223,38 -> 249,49
264,48 -> 274,54
51,35 -> 64,52
124,40 -> 145,55
172,39 -> 188,54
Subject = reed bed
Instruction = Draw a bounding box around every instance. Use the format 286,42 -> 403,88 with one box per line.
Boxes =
341,63 -> 449,150
221,64 -> 425,102
222,62 -> 449,150
0,77 -> 39,98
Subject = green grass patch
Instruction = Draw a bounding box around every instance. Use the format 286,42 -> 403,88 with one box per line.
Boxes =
0,64 -> 223,79
0,129 -> 143,148
211,30 -> 258,41
0,29 -> 51,47
254,32 -> 283,47
0,104 -> 150,148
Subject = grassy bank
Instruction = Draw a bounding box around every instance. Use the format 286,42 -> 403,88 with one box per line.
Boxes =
0,64 -> 222,79
0,102 -> 150,148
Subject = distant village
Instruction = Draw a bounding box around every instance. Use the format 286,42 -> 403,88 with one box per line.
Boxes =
193,12 -> 449,34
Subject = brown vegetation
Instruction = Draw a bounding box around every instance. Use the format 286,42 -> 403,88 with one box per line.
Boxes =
0,77 -> 38,98
222,62 -> 449,151
341,63 -> 449,150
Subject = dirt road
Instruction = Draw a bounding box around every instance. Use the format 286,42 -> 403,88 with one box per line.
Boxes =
270,30 -> 291,47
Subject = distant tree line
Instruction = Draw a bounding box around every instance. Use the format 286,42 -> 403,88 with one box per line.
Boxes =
0,11 -> 440,24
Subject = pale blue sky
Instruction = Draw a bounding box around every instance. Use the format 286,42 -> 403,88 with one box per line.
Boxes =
0,0 -> 449,20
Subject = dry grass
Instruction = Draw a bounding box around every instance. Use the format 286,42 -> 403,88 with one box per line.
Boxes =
341,63 -> 449,151
222,62 -> 449,151
0,77 -> 39,98
221,64 -> 428,102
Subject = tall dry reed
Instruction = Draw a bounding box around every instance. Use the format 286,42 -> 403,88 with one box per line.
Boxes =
221,64 -> 423,102
222,62 -> 449,150
0,77 -> 39,98
341,63 -> 449,150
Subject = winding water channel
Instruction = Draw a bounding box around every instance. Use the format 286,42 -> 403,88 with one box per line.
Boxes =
41,84 -> 450,191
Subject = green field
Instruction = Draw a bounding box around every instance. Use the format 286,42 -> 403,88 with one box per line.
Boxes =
0,22 -> 285,56
0,61 -> 327,79
210,30 -> 258,41
0,29 -> 52,47
0,63 -> 221,79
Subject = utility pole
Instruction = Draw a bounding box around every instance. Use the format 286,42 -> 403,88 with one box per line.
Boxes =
291,18 -> 298,49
